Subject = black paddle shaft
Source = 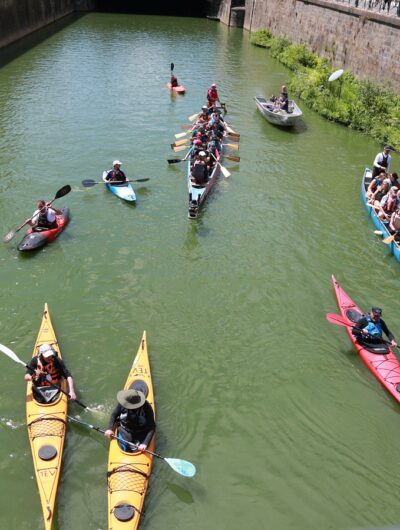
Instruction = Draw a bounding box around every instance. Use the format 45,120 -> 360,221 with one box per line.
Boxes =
171,62 -> 174,73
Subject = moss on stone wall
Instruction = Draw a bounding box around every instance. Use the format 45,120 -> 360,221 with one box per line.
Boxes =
251,30 -> 400,150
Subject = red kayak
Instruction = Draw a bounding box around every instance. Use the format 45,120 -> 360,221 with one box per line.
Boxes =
331,274 -> 400,403
18,208 -> 70,252
167,83 -> 185,94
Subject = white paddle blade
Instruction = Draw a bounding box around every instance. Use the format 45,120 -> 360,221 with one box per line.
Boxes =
219,164 -> 231,178
164,457 -> 196,477
188,113 -> 199,122
226,125 -> 237,135
175,132 -> 187,139
0,343 -> 27,367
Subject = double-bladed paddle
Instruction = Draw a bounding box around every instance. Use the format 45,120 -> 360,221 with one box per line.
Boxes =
0,342 -> 97,412
82,178 -> 149,188
68,415 -> 196,477
3,184 -> 71,243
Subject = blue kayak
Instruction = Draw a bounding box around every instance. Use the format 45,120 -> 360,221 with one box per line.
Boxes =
102,171 -> 136,202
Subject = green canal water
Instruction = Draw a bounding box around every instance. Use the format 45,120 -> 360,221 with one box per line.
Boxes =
0,13 -> 400,530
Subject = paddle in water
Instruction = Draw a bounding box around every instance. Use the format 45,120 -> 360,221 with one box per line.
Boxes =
0,343 -> 99,413
82,178 -> 149,188
68,415 -> 196,477
3,184 -> 71,243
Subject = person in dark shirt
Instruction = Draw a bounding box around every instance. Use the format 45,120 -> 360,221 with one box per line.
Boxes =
104,389 -> 155,453
24,343 -> 76,403
105,160 -> 128,184
353,307 -> 397,347
170,74 -> 179,88
278,85 -> 289,112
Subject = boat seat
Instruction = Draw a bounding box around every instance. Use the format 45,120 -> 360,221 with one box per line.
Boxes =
345,309 -> 363,323
129,379 -> 149,398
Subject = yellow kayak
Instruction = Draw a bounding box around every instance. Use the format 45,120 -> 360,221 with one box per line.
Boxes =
108,331 -> 155,530
26,304 -> 68,530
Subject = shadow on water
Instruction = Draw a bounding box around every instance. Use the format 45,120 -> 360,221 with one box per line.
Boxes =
135,186 -> 151,198
166,482 -> 194,505
0,14 -> 85,69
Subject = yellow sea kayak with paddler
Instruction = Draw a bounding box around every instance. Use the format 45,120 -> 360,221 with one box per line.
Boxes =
26,304 -> 68,530
107,331 -> 155,530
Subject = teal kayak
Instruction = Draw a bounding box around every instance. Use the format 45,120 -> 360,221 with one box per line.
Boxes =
102,171 -> 136,202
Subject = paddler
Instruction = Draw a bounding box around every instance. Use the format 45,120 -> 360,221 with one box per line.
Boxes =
389,207 -> 400,238
24,343 -> 77,403
372,146 -> 392,178
170,73 -> 179,88
353,307 -> 397,347
27,200 -> 62,230
207,83 -> 219,108
105,160 -> 128,183
104,389 -> 155,452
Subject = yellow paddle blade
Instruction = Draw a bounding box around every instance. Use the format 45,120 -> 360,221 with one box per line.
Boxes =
383,234 -> 396,244
174,138 -> 190,146
173,145 -> 188,152
226,125 -> 238,135
175,132 -> 187,139
224,143 -> 239,151
188,112 -> 199,122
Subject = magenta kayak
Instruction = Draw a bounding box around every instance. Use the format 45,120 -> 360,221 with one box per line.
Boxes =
331,274 -> 400,403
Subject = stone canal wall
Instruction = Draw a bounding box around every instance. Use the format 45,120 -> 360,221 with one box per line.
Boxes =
242,0 -> 400,91
0,0 -> 94,49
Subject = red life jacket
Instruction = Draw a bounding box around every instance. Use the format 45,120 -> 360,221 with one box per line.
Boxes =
36,356 -> 63,386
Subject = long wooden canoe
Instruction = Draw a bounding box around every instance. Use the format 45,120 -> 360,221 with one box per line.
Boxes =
362,167 -> 400,263
107,331 -> 155,530
26,304 -> 67,530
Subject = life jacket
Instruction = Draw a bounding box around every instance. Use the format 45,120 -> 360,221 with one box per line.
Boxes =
36,355 -> 63,386
380,154 -> 389,169
207,88 -> 218,101
36,207 -> 56,229
363,315 -> 383,337
119,406 -> 148,433
108,169 -> 126,182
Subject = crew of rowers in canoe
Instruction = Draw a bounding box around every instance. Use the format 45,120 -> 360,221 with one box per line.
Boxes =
188,105 -> 226,186
185,88 -> 227,186
367,145 -> 400,237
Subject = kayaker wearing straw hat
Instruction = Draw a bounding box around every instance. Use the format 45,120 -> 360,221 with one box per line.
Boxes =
353,307 -> 397,347
104,389 -> 155,452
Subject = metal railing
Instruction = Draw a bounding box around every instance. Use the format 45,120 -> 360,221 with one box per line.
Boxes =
333,0 -> 400,16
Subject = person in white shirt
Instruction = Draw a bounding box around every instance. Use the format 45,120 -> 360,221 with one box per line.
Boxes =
28,200 -> 62,230
372,146 -> 392,178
